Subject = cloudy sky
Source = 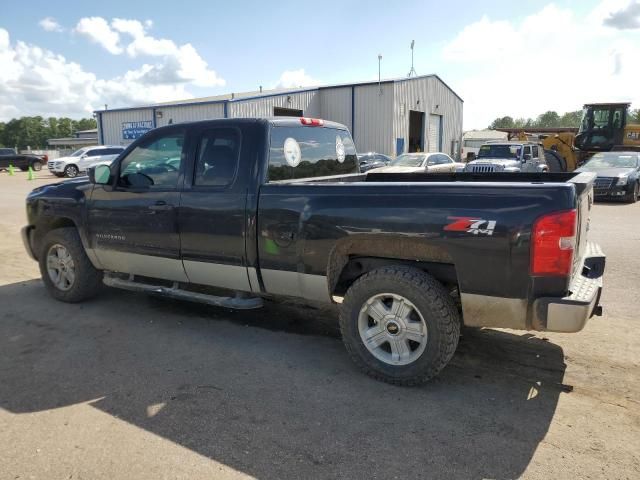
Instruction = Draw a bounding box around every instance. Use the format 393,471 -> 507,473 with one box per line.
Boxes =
1,0 -> 639,128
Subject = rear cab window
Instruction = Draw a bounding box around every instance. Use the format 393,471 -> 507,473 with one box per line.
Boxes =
267,125 -> 358,182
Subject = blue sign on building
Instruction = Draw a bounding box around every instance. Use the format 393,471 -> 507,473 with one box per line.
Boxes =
122,121 -> 153,140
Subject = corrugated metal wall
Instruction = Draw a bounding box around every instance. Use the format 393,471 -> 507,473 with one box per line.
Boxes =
353,83 -> 394,154
97,77 -> 463,157
229,90 -> 320,118
319,87 -> 353,133
99,108 -> 154,146
393,77 -> 463,158
156,103 -> 225,127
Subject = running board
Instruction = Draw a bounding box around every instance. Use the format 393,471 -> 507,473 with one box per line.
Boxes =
103,274 -> 263,310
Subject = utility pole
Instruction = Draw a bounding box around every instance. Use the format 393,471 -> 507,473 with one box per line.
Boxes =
407,40 -> 417,78
378,54 -> 383,95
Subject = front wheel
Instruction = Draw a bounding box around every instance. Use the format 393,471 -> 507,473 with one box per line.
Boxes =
38,228 -> 103,303
626,182 -> 639,203
339,266 -> 460,386
64,165 -> 79,178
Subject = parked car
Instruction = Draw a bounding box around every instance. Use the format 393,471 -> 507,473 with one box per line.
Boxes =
22,117 -> 604,385
464,141 -> 549,173
0,148 -> 47,171
575,151 -> 640,202
47,146 -> 125,178
358,152 -> 392,172
369,152 -> 458,173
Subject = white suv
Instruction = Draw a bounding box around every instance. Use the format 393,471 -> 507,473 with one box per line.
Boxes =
48,146 -> 125,178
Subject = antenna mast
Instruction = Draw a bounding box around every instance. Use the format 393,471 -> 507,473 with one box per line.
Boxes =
407,40 -> 417,78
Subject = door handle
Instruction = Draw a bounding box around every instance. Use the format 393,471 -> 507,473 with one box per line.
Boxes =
148,201 -> 173,212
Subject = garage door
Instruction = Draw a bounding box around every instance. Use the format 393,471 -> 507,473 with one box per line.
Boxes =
428,114 -> 441,152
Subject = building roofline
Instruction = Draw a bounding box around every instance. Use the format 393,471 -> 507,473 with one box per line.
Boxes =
94,74 -> 463,114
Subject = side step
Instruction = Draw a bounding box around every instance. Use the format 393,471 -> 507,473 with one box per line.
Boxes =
103,273 -> 263,310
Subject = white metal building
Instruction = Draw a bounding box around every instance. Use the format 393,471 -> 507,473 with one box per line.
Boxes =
96,75 -> 463,158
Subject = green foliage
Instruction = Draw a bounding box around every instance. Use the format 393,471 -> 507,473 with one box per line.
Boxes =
0,116 -> 97,150
631,109 -> 640,124
488,110 -> 583,129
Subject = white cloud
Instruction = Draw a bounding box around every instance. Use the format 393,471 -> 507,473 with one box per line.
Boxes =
442,1 -> 640,129
274,69 -> 320,89
74,16 -> 224,88
39,17 -> 63,33
0,28 -> 207,121
75,17 -> 122,55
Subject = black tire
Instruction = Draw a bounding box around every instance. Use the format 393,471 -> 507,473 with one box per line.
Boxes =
19,166 -> 28,172
625,182 -> 639,203
38,228 -> 103,303
339,266 -> 460,386
31,161 -> 42,171
64,164 -> 79,178
544,149 -> 566,173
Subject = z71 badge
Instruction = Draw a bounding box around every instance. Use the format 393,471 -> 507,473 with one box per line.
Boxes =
444,217 -> 497,236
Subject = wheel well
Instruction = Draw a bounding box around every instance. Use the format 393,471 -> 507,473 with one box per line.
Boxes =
33,217 -> 78,256
330,255 -> 458,297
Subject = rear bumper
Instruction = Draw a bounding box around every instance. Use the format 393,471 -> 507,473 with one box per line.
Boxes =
21,225 -> 37,261
532,242 -> 605,333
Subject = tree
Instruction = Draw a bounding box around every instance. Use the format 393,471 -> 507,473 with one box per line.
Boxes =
534,111 -> 561,128
0,116 -> 97,149
631,109 -> 640,124
74,118 -> 97,131
559,111 -> 582,128
488,116 -> 515,129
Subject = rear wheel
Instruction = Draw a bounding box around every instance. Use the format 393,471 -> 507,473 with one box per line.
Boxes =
31,161 -> 42,171
38,228 -> 103,303
544,150 -> 566,172
64,164 -> 79,178
339,266 -> 460,386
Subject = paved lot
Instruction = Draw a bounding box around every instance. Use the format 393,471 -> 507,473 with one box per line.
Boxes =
1,170 -> 639,479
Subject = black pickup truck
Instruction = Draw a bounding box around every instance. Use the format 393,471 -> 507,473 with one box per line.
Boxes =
0,148 -> 47,171
22,118 -> 605,385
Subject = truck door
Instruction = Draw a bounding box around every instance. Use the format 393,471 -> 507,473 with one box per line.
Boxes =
177,125 -> 252,292
86,127 -> 187,282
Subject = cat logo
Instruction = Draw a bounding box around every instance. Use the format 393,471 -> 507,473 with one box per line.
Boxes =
627,131 -> 640,141
444,217 -> 497,236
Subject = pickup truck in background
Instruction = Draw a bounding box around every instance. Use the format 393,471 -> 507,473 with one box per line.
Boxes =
22,117 -> 605,385
0,148 -> 47,171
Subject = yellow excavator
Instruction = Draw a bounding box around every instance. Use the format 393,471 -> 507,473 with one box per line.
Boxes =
498,102 -> 640,172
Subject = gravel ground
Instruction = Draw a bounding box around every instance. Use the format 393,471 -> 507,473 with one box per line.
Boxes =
0,171 -> 638,480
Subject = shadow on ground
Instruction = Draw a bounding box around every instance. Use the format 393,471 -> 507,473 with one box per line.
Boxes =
0,280 -> 569,479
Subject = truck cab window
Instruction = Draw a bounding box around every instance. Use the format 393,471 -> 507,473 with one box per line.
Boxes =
268,126 -> 357,181
119,132 -> 184,189
194,128 -> 240,187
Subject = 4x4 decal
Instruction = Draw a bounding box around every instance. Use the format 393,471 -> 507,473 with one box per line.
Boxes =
444,217 -> 497,236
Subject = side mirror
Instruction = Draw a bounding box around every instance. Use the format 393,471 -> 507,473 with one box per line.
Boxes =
523,153 -> 532,161
91,164 -> 111,185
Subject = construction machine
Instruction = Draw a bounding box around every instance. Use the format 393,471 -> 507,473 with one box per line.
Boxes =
497,103 -> 640,172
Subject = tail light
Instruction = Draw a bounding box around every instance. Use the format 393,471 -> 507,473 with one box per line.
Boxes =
531,209 -> 577,276
300,117 -> 324,126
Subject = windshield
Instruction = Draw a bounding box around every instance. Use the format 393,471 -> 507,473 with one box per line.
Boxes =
70,148 -> 88,157
390,154 -> 426,167
582,153 -> 638,169
477,144 -> 521,159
